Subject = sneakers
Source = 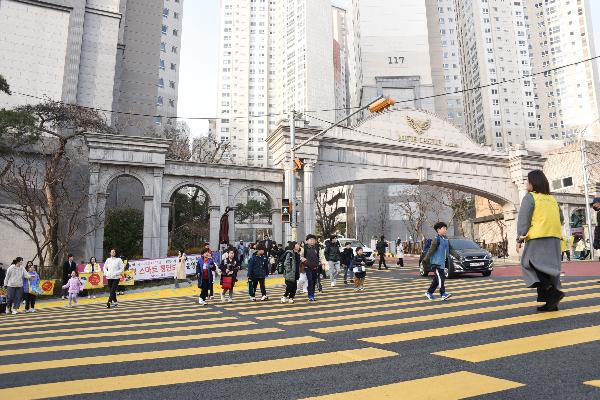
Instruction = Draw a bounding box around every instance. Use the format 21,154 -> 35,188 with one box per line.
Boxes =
227,296 -> 233,303
112,302 -> 118,308
344,280 -> 348,285
425,292 -> 435,301
281,296 -> 288,304
289,298 -> 295,304
93,295 -> 97,299
106,303 -> 111,309
441,293 -> 452,301
250,297 -> 256,302
354,287 -> 359,292
198,298 -> 206,305
11,309 -> 19,314
88,295 -> 91,299
221,293 -> 226,303
359,286 -> 364,292
308,297 -> 315,302
260,295 -> 269,301
330,281 -> 336,287
30,308 -> 36,313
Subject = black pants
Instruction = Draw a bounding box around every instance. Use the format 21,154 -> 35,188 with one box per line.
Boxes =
306,269 -> 319,298
24,293 -> 36,310
107,279 -> 119,304
199,280 -> 210,301
250,278 -> 266,297
284,280 -> 297,299
427,266 -> 446,294
397,258 -> 404,267
561,251 -> 571,261
378,254 -> 387,269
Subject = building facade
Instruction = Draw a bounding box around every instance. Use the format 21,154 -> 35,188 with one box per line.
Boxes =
215,0 -> 335,168
526,0 -> 600,141
455,0 -> 538,149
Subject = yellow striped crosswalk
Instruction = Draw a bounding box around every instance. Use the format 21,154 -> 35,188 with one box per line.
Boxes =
1,274 -> 598,399
301,371 -> 525,399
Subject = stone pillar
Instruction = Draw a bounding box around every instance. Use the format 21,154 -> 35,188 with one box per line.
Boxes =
160,202 -> 172,257
209,206 -> 221,250
85,163 -> 101,259
220,178 -> 230,214
303,162 -> 316,236
151,169 -> 164,259
503,206 -> 519,261
283,166 -> 292,242
228,207 -> 236,244
142,195 -> 154,258
271,208 -> 282,244
93,193 -> 108,261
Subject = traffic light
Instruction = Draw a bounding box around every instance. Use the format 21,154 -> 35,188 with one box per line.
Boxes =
368,96 -> 396,113
293,158 -> 303,172
282,198 -> 291,223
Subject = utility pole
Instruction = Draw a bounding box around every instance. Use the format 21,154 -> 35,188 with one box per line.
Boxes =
289,111 -> 298,241
580,130 -> 595,260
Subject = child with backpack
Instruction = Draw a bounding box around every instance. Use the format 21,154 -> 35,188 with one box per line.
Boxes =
423,222 -> 452,301
352,247 -> 368,291
341,241 -> 354,285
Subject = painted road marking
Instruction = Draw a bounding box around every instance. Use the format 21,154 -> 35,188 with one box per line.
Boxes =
0,336 -> 324,374
0,320 -> 254,348
584,380 -> 600,388
0,348 -> 397,399
3,316 -> 238,338
360,303 -> 600,344
241,279 -> 524,315
3,308 -> 221,330
301,371 -> 524,399
289,283 -> 600,327
0,327 -> 282,357
433,325 -> 600,362
314,291 -> 600,334
255,281 -> 529,319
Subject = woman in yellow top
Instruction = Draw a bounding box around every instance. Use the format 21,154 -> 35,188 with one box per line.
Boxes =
83,256 -> 101,299
516,170 -> 564,312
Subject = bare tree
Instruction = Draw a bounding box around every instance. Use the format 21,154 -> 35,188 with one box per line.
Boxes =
437,189 -> 475,236
315,189 -> 346,238
191,133 -> 232,164
375,200 -> 388,237
0,91 -> 110,270
163,122 -> 192,161
356,216 -> 367,243
390,186 -> 444,240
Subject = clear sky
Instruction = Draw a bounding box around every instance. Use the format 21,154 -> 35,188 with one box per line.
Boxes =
178,0 -> 600,138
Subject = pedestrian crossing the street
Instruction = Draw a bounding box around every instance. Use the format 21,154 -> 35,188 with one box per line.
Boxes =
1,272 -> 599,399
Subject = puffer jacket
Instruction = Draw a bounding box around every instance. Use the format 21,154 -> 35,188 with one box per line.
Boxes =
283,250 -> 300,282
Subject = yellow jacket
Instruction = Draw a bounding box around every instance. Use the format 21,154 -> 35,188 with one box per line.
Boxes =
526,192 -> 562,241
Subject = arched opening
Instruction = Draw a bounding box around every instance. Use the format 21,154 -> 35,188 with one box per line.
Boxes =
234,189 -> 272,242
104,175 -> 145,259
169,185 -> 210,253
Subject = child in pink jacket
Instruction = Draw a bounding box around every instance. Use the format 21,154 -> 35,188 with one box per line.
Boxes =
62,270 -> 83,307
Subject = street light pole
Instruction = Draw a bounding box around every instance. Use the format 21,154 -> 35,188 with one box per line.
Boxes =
289,111 -> 297,241
579,132 -> 594,260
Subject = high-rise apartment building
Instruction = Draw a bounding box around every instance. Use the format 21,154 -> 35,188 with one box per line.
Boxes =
527,0 -> 600,140
455,0 -> 538,149
332,6 -> 350,122
215,0 -> 336,167
115,0 -> 184,135
0,0 -> 183,137
346,0 -> 437,113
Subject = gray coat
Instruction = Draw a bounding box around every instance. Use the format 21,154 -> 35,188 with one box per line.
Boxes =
283,250 -> 299,282
517,193 -> 564,289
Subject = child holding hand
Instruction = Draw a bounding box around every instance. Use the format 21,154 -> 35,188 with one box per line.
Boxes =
62,270 -> 83,307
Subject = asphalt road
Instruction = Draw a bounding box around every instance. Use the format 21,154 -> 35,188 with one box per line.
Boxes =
1,265 -> 600,400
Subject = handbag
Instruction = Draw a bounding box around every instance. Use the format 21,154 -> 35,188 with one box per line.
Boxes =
221,276 -> 233,290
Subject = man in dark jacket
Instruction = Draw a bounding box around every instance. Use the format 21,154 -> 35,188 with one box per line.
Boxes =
376,236 -> 389,270
340,242 -> 354,285
301,234 -> 325,301
62,253 -> 77,299
324,236 -> 342,286
247,244 -> 269,301
259,234 -> 274,257
591,197 -> 600,260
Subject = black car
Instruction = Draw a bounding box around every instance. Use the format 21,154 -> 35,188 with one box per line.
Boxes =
419,238 -> 494,278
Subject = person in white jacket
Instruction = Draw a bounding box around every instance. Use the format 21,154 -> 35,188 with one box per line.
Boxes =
3,257 -> 31,314
103,249 -> 124,309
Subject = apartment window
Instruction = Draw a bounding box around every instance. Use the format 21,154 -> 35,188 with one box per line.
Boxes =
168,99 -> 175,108
172,29 -> 178,37
551,177 -> 573,190
169,81 -> 176,89
161,25 -> 167,35
156,96 -> 163,106
157,78 -> 164,88
163,8 -> 169,17
160,42 -> 166,52
170,63 -> 176,71
154,116 -> 162,125
171,46 -> 178,54
159,59 -> 165,70
173,12 -> 179,19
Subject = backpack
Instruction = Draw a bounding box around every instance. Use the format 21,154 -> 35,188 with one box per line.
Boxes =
276,251 -> 287,274
422,238 -> 434,256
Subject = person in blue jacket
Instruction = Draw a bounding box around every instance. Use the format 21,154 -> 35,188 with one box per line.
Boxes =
247,244 -> 269,301
423,222 -> 452,301
196,247 -> 216,305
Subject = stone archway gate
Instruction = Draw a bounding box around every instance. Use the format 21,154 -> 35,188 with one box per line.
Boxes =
267,110 -> 586,246
85,134 -> 284,260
